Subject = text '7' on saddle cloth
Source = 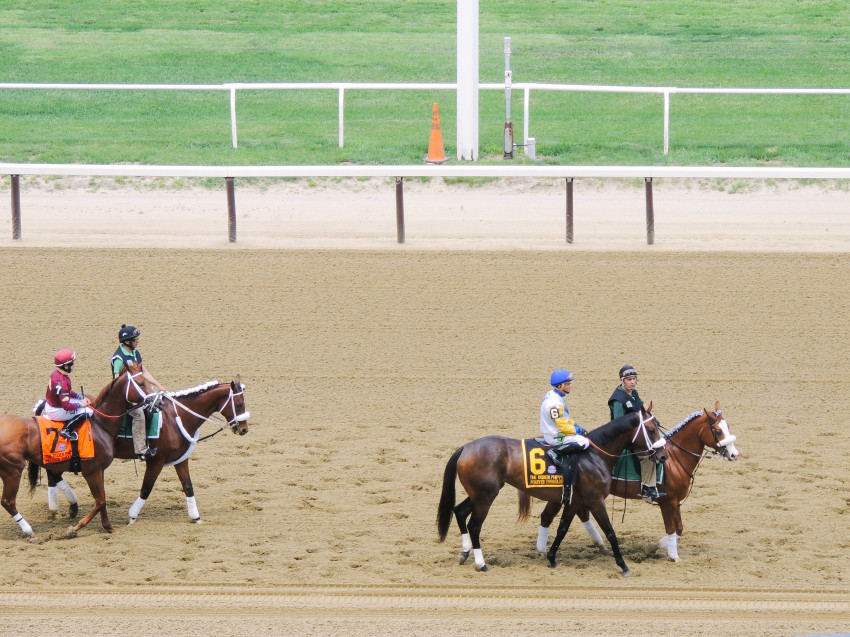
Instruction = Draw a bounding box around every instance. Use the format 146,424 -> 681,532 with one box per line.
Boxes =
521,439 -> 564,489
36,417 -> 95,464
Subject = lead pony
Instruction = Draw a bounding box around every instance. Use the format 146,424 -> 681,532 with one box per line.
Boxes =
437,405 -> 666,575
534,402 -> 739,561
40,376 -> 250,524
0,371 -> 147,537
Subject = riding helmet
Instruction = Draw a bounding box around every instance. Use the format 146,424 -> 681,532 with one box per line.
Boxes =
54,349 -> 76,367
619,365 -> 637,379
118,324 -> 140,343
550,369 -> 574,386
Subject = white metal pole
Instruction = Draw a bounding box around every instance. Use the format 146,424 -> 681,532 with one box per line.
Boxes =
230,87 -> 238,149
524,87 -> 530,150
339,87 -> 345,148
457,0 -> 479,161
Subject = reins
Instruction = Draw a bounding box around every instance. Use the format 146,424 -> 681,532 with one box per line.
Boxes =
161,384 -> 249,444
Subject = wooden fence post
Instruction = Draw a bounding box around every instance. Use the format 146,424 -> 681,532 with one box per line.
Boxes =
11,174 -> 21,240
645,178 -> 655,245
226,177 -> 237,243
395,177 -> 405,244
565,177 -> 574,244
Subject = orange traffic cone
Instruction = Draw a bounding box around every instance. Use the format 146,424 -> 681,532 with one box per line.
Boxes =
425,103 -> 448,163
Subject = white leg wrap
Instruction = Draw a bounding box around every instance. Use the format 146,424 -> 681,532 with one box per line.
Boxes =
186,496 -> 200,521
582,519 -> 605,546
461,533 -> 472,553
128,497 -> 146,521
536,526 -> 549,553
47,486 -> 59,511
13,513 -> 33,536
473,548 -> 486,570
659,533 -> 680,560
57,480 -> 77,505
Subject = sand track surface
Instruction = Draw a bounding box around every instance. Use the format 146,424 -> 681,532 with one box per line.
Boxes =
0,181 -> 848,635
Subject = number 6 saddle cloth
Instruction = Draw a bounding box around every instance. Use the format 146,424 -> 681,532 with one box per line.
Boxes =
521,438 -> 564,489
35,417 -> 95,465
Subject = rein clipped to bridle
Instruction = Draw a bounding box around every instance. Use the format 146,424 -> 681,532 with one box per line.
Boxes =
86,371 -> 154,420
660,410 -> 735,486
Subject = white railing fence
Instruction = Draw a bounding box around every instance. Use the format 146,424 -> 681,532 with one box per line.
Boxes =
3,82 -> 850,155
4,163 -> 850,245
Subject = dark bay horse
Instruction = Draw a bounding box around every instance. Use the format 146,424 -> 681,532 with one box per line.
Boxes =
437,405 -> 666,575
0,371 -> 147,538
533,402 -> 739,562
41,377 -> 250,524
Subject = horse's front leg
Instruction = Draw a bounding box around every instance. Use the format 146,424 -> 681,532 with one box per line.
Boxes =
546,506 -> 576,568
657,500 -> 681,561
537,500 -> 561,553
75,468 -> 112,533
1,468 -> 33,537
173,460 -> 201,522
587,500 -> 630,577
128,459 -> 165,524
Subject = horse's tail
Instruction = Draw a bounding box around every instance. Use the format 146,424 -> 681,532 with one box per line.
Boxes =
27,461 -> 40,494
517,490 -> 532,522
437,446 -> 464,542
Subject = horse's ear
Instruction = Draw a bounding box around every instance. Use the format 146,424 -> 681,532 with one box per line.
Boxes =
714,400 -> 721,413
646,401 -> 653,413
232,374 -> 242,388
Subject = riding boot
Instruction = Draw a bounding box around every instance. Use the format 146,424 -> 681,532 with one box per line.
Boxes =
59,413 -> 86,441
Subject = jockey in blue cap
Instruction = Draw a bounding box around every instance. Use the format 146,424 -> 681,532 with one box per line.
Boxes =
540,369 -> 589,504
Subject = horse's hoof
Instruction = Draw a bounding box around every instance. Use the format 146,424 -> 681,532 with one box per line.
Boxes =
191,517 -> 202,524
548,559 -> 557,569
621,567 -> 632,578
474,564 -> 489,572
128,517 -> 136,525
28,535 -> 39,545
458,551 -> 469,565
69,503 -> 79,519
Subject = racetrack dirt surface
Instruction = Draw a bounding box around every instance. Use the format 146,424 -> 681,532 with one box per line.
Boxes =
0,180 -> 848,636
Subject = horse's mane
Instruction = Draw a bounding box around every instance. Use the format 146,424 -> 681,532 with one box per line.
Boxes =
586,412 -> 639,447
664,411 -> 704,438
91,374 -> 122,405
167,381 -> 220,399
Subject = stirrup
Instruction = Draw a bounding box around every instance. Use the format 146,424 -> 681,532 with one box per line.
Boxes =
59,427 -> 78,441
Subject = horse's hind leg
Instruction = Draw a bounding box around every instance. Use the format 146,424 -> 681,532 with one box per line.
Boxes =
466,496 -> 497,572
173,461 -> 201,523
577,509 -> 605,547
537,500 -> 561,553
46,470 -> 78,518
1,469 -> 33,537
453,497 -> 474,563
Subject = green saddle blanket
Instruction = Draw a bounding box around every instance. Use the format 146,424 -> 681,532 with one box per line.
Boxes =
117,411 -> 162,439
612,450 -> 664,482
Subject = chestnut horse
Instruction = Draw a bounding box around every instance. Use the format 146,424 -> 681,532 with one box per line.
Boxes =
40,377 -> 250,524
533,402 -> 739,562
0,371 -> 148,538
437,405 -> 666,576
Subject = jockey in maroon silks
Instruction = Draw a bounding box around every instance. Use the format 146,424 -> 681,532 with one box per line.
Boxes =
44,349 -> 91,440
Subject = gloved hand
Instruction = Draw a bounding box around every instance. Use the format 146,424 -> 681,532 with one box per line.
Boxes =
574,425 -> 586,436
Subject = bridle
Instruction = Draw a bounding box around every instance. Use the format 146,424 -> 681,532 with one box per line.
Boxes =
631,410 -> 667,461
87,370 -> 153,420
163,383 -> 250,438
705,410 -> 737,459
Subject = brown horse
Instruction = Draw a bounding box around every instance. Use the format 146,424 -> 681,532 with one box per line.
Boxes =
0,371 -> 148,538
41,377 -> 250,524
533,402 -> 739,562
437,405 -> 666,576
